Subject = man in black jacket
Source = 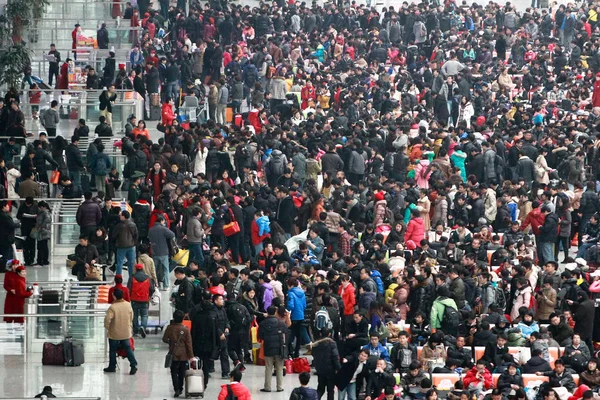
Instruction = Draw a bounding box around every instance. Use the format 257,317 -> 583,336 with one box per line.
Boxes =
73,234 -> 99,281
258,306 -> 288,393
311,329 -> 342,400
535,359 -> 577,392
538,206 -> 559,265
391,332 -> 418,373
191,299 -> 217,388
33,139 -> 59,185
212,293 -> 231,379
17,197 -> 38,266
174,267 -> 194,315
66,136 -> 84,193
274,186 -> 295,238
482,332 -> 508,370
366,358 -> 395,400
0,200 -> 18,268
225,295 -> 251,371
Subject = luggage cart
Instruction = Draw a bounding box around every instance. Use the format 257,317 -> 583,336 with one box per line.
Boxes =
146,290 -> 166,334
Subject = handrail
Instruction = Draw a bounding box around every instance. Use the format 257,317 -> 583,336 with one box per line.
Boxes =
0,398 -> 102,400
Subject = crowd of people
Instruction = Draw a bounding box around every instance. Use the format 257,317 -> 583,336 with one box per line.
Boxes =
4,0 -> 600,398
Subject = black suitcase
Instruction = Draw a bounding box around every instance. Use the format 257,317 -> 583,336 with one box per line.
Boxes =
105,182 -> 115,199
149,106 -> 161,121
40,290 -> 60,304
63,337 -> 85,366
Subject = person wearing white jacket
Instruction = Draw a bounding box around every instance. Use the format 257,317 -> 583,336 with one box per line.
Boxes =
192,142 -> 208,176
458,97 -> 475,128
7,164 -> 21,199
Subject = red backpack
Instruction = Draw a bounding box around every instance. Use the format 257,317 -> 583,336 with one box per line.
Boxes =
130,277 -> 150,302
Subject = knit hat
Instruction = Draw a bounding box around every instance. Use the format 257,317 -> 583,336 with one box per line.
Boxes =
135,263 -> 144,270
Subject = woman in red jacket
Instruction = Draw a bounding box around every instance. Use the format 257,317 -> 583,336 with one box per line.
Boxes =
4,264 -> 33,323
404,209 -> 425,245
57,60 -> 70,90
161,98 -> 176,126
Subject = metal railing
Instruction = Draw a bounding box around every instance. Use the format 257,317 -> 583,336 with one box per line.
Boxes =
29,48 -> 133,79
1,398 -> 101,399
25,26 -> 142,50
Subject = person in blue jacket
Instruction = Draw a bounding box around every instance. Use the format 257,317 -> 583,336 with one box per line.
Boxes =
286,277 -> 307,358
362,333 -> 390,362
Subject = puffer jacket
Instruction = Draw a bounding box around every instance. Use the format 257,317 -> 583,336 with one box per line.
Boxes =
35,209 -> 52,241
405,217 -> 425,244
430,296 -> 458,330
449,277 -> 465,309
187,217 -> 204,244
132,200 -> 151,239
311,337 -> 341,376
408,283 -> 433,321
506,329 -> 527,347
287,286 -> 306,321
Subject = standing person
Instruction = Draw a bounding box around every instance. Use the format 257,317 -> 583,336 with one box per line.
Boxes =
76,192 -> 102,239
17,197 -> 38,267
191,298 -> 218,390
186,208 -> 205,266
41,101 -> 59,137
336,349 -> 369,400
66,136 -> 84,193
0,200 -> 19,264
258,305 -> 288,393
162,310 -> 194,398
99,85 -> 117,127
538,205 -> 559,264
128,263 -> 153,338
47,44 -> 61,87
311,329 -> 342,400
213,293 -> 231,379
148,215 -> 175,291
92,144 -> 111,194
173,268 -> 194,315
113,210 -> 138,276
103,288 -> 138,375
226,196 -> 246,264
286,277 -> 307,359
34,201 -> 51,266
225,293 -> 251,371
4,265 -> 33,323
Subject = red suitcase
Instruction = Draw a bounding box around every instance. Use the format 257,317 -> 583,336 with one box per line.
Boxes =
234,114 -> 242,127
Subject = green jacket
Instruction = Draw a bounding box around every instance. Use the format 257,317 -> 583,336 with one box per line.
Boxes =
430,297 -> 458,329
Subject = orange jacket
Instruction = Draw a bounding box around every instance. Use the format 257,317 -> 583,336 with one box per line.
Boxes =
339,283 -> 356,316
161,103 -> 176,126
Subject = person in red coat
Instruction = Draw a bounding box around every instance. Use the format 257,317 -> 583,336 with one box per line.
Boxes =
57,60 -> 70,90
301,80 -> 316,110
161,99 -> 176,126
4,265 -> 33,323
592,73 -> 600,108
405,209 -> 425,245
463,359 -> 494,392
108,274 -> 130,303
217,370 -> 252,400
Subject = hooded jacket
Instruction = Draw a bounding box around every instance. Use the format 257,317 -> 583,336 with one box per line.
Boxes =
312,337 -> 341,376
430,296 -> 458,330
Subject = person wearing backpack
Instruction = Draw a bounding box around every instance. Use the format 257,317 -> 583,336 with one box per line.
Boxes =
291,371 -> 319,400
429,285 -> 459,337
258,305 -> 288,393
225,293 -> 251,371
92,143 -> 111,194
264,149 -> 287,187
217,368 -> 252,400
127,263 -> 154,338
478,273 -> 498,315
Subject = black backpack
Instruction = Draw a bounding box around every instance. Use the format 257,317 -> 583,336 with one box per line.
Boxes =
440,304 -> 460,333
225,384 -> 238,400
228,302 -> 249,330
492,286 -> 507,310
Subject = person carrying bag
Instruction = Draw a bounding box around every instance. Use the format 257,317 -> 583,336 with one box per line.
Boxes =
162,310 -> 194,398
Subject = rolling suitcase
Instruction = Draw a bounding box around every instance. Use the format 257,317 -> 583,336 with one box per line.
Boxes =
63,337 -> 85,366
81,173 -> 91,193
185,357 -> 204,398
150,106 -> 161,121
150,93 -> 160,107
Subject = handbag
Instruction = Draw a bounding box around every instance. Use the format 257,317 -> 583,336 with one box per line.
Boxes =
165,330 -> 184,368
223,208 -> 241,237
30,227 -> 39,240
173,248 -> 189,266
250,319 -> 258,344
50,170 -> 60,184
182,315 -> 192,331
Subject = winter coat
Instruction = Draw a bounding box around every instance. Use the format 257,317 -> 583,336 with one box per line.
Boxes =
76,200 -> 102,228
335,355 -> 369,392
3,272 -> 32,323
373,199 -> 387,226
405,217 -> 425,244
449,277 -> 466,309
35,209 -> 51,241
511,286 -> 532,321
548,321 -> 574,345
463,366 -> 493,390
257,315 -> 287,357
539,212 -> 559,243
287,286 -> 306,321
217,383 -> 252,400
132,200 -> 151,239
113,220 -> 138,248
573,299 -> 596,340
580,369 -> 600,388
535,287 -> 557,320
497,371 -> 524,394
191,301 -> 218,357
104,299 -> 133,340
523,356 -> 553,374
430,296 -> 458,330
162,322 -> 194,361
312,337 -> 341,376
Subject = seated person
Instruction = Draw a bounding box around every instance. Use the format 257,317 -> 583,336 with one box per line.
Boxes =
580,358 -> 600,389
563,333 -> 592,373
390,331 -> 418,374
473,321 -> 498,347
497,363 -> 524,396
463,359 -> 494,395
73,234 -> 99,281
400,361 -> 427,398
410,312 -> 431,346
517,311 -> 540,339
482,332 -> 508,371
535,359 -> 577,393
362,333 -> 390,363
447,335 -> 473,368
523,348 -> 553,374
419,332 -> 447,372
365,358 -> 395,400
290,242 -> 319,266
